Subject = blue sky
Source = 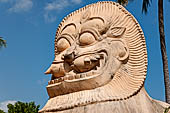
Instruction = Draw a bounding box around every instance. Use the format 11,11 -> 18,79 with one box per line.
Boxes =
0,0 -> 170,111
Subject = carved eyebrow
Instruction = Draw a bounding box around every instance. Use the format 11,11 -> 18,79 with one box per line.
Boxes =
88,17 -> 105,23
60,23 -> 77,33
56,33 -> 75,45
62,33 -> 75,40
80,28 -> 101,41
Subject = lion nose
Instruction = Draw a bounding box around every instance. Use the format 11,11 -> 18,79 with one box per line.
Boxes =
62,52 -> 75,63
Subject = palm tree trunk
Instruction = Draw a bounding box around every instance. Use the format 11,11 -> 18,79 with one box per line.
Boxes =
158,0 -> 170,104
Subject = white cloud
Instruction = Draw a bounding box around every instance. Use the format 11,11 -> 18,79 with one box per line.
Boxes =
45,0 -> 69,11
8,0 -> 33,13
44,0 -> 82,22
0,0 -> 9,3
0,100 -> 17,112
44,12 -> 57,23
71,0 -> 82,4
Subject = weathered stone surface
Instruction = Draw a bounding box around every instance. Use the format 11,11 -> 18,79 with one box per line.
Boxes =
40,88 -> 170,113
39,1 -> 170,113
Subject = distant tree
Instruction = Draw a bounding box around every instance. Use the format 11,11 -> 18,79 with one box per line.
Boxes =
164,106 -> 170,113
7,101 -> 40,113
0,109 -> 5,113
0,37 -> 7,48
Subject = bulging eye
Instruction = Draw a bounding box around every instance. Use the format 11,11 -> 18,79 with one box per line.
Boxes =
79,32 -> 96,46
56,38 -> 70,52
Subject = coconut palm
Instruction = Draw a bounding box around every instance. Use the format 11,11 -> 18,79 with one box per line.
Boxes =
0,37 -> 7,48
117,0 -> 170,104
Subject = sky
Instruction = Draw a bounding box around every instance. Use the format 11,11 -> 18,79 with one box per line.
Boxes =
0,0 -> 170,112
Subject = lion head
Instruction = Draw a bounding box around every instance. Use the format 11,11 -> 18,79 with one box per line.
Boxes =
45,2 -> 147,103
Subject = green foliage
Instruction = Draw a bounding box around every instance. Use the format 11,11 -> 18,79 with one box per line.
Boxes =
0,109 -> 5,113
7,101 -> 40,113
117,0 -> 134,6
164,106 -> 170,113
116,0 -> 151,14
117,0 -> 128,6
0,37 -> 7,48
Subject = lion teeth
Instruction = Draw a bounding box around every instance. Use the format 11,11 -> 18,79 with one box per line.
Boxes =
92,71 -> 97,75
48,81 -> 51,85
58,78 -> 63,82
49,70 -> 98,84
75,74 -> 80,79
90,56 -> 98,61
84,57 -> 91,64
99,54 -> 104,59
80,73 -> 86,78
51,80 -> 55,84
95,55 -> 100,59
96,65 -> 100,70
86,71 -> 92,77
68,75 -> 74,80
64,76 -> 68,80
54,79 -> 58,83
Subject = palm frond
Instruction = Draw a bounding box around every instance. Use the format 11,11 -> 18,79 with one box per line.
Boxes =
0,37 -> 7,48
117,0 -> 134,6
142,0 -> 152,14
117,0 -> 128,6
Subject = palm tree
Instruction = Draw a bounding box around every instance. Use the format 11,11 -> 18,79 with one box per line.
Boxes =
117,0 -> 170,104
0,37 -> 7,48
157,0 -> 170,103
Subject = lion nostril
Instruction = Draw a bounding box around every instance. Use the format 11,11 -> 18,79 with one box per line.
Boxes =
61,55 -> 65,60
63,53 -> 74,63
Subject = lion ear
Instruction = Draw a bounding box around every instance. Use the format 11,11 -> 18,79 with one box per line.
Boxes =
106,27 -> 126,38
111,39 -> 129,63
118,44 -> 129,63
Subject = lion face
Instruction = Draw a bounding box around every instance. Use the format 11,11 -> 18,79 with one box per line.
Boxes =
45,12 -> 129,98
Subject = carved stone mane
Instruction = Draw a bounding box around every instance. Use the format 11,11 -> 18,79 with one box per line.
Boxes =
39,1 -> 170,113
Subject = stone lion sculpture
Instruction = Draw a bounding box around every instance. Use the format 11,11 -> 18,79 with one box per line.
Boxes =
39,1 -> 170,113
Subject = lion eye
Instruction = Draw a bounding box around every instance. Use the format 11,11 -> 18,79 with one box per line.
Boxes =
79,33 -> 96,46
56,38 -> 70,52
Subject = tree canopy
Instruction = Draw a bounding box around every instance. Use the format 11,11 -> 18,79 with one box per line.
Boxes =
117,0 -> 151,14
0,109 -> 5,113
7,101 -> 40,113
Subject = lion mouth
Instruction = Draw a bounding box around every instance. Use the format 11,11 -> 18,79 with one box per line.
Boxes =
48,51 -> 107,85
